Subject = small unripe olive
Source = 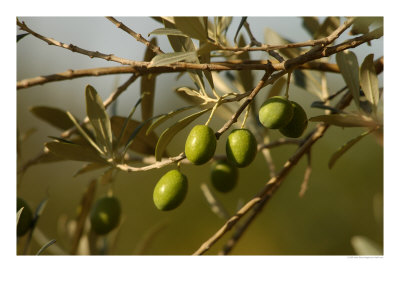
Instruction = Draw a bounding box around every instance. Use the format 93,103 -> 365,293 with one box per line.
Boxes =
210,159 -> 238,193
17,197 -> 33,237
258,96 -> 294,129
279,101 -> 308,138
153,169 -> 188,211
226,129 -> 257,168
185,125 -> 217,165
90,196 -> 121,235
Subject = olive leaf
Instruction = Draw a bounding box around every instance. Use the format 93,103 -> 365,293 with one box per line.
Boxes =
155,108 -> 211,161
36,239 -> 57,255
350,17 -> 383,36
336,51 -> 361,108
149,51 -> 198,67
85,85 -> 113,155
236,35 -> 254,93
173,17 -> 208,41
309,114 -> 377,128
45,140 -> 107,163
148,28 -> 189,37
301,17 -> 319,37
360,54 -> 380,108
73,162 -> 108,178
328,128 -> 376,169
233,17 -> 247,44
110,116 -> 159,156
141,37 -> 158,122
17,207 -> 24,226
17,33 -> 29,42
146,105 -> 197,135
313,17 -> 340,39
267,77 -> 286,99
30,106 -> 75,130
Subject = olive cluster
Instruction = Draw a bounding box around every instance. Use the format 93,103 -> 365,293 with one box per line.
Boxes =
152,96 -> 308,211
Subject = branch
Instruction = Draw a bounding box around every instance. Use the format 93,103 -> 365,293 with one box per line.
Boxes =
106,17 -> 164,55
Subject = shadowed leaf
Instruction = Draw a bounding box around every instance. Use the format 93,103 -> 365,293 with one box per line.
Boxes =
236,35 -> 253,92
85,85 -> 113,155
360,54 -> 380,108
141,38 -> 158,121
73,162 -> 108,177
301,17 -> 319,36
30,106 -> 74,130
328,128 -> 376,169
173,17 -> 208,41
155,108 -> 211,161
336,51 -> 360,107
17,33 -> 29,42
234,17 -> 247,44
350,17 -> 383,35
45,141 -> 107,163
309,114 -> 377,127
267,77 -> 286,99
313,17 -> 340,39
111,116 -> 159,156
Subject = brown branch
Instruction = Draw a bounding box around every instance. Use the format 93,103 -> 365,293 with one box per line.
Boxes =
106,17 -> 164,55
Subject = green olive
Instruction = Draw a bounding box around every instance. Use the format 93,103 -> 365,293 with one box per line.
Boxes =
90,196 -> 121,235
153,169 -> 188,211
279,101 -> 308,138
226,129 -> 257,168
258,96 -> 294,129
17,197 -> 33,237
185,125 -> 217,165
210,159 -> 238,193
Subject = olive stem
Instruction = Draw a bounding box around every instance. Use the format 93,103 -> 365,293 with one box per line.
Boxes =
240,104 -> 251,129
285,70 -> 292,99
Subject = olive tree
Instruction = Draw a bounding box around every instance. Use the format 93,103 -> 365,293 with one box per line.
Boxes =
16,17 -> 383,255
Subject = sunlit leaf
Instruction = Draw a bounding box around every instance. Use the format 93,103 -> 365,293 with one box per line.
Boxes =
111,116 -> 159,156
17,207 -> 24,226
336,51 -> 360,108
155,108 -> 211,161
301,17 -> 319,37
45,141 -> 107,163
351,235 -> 383,255
360,54 -> 380,108
141,38 -> 158,121
173,17 -> 208,41
328,128 -> 376,169
30,106 -> 74,130
309,113 -> 378,127
85,85 -> 113,155
146,105 -> 197,135
148,27 -> 188,37
149,51 -> 198,67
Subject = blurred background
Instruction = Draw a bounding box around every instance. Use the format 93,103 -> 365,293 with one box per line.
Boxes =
16,17 -> 383,255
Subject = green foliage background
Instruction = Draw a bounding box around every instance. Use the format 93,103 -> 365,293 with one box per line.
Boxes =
16,17 -> 383,255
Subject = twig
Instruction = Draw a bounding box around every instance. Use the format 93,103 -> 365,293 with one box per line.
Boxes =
200,183 -> 230,220
299,150 -> 312,198
106,17 -> 164,55
116,152 -> 186,172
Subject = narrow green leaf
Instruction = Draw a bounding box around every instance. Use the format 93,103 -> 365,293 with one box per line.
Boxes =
313,17 -> 340,39
67,111 -> 104,155
329,129 -> 375,168
267,77 -> 286,99
17,33 -> 29,42
351,235 -> 383,255
309,114 -> 377,127
360,54 -> 380,108
111,116 -> 159,156
336,51 -> 360,107
199,40 -> 214,90
36,239 -> 57,255
85,85 -> 113,155
173,17 -> 208,41
148,27 -> 189,37
73,162 -> 107,177
45,141 -> 107,163
141,38 -> 158,121
301,17 -> 320,37
146,105 -> 197,135
234,17 -> 247,44
30,106 -> 74,130
310,101 -> 343,114
236,35 -> 253,92
155,108 -> 211,161
149,51 -> 198,67
163,19 -> 207,95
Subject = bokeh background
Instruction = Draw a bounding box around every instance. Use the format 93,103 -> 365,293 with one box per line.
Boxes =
16,17 -> 383,255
